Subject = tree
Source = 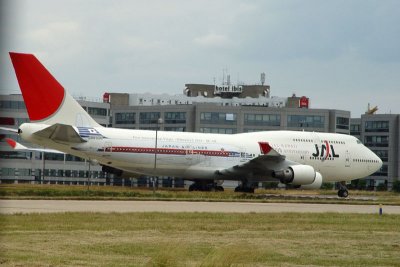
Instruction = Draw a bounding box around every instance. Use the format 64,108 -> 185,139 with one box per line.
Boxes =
392,180 -> 400,193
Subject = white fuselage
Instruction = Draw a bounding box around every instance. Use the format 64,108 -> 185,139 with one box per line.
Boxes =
20,123 -> 382,182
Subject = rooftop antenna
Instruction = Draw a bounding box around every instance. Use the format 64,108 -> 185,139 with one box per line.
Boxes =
261,72 -> 266,86
222,67 -> 228,85
366,103 -> 378,114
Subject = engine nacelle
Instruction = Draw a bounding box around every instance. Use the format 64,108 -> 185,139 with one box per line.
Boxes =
89,159 -> 99,166
299,171 -> 323,189
272,165 -> 318,185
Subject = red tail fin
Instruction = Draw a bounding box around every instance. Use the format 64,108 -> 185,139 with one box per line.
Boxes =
9,52 -> 99,127
9,52 -> 65,121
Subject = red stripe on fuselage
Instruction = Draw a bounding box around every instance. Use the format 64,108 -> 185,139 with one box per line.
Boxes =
103,146 -> 232,157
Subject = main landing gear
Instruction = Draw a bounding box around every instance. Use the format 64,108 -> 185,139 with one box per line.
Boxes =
234,181 -> 258,193
188,180 -> 224,192
337,182 -> 349,198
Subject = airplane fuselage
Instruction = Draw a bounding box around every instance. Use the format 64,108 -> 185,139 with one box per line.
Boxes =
20,123 -> 382,183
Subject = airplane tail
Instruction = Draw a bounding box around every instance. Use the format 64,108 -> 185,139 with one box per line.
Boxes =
9,52 -> 100,127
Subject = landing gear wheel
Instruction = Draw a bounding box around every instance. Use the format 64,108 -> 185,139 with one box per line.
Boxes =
189,184 -> 196,191
234,186 -> 254,193
188,181 -> 224,192
338,189 -> 348,198
216,186 -> 224,192
337,181 -> 349,198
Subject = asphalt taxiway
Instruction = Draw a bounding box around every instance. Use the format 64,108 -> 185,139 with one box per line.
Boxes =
1,200 -> 400,214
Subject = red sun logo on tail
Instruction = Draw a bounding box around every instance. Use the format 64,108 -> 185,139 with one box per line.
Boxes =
9,52 -> 65,121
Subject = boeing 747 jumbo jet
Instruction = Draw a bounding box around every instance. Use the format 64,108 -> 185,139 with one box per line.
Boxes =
6,52 -> 382,197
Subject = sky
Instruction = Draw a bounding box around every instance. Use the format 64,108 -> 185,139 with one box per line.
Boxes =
1,0 -> 399,117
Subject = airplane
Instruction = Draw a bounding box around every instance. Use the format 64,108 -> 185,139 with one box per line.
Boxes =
6,52 -> 383,197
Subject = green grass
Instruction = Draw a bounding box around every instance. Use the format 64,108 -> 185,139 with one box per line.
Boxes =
1,212 -> 399,266
1,184 -> 400,205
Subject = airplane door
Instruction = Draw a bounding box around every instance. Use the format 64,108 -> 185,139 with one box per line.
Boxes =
345,150 -> 351,167
240,147 -> 246,162
300,151 -> 307,164
185,147 -> 200,164
103,141 -> 113,156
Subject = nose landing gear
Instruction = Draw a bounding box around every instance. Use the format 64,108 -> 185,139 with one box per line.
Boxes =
338,182 -> 349,198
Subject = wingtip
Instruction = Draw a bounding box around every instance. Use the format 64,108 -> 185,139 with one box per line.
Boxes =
258,142 -> 272,154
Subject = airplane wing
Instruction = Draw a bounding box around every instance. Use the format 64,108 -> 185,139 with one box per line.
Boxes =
33,123 -> 86,144
4,138 -> 65,154
0,126 -> 19,133
216,142 -> 286,177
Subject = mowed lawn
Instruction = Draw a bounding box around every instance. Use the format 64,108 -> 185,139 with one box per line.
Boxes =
1,212 -> 399,266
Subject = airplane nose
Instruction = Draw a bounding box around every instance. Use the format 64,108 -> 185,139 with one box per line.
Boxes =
377,156 -> 383,169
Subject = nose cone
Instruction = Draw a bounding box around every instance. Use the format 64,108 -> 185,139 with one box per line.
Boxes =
371,151 -> 383,173
376,154 -> 383,170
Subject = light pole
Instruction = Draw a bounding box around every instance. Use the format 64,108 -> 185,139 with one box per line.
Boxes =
153,117 -> 163,193
87,159 -> 91,191
41,151 -> 45,184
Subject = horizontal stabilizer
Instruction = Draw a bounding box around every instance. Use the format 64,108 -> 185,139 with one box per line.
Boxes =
34,124 -> 86,144
0,126 -> 19,134
5,138 -> 64,154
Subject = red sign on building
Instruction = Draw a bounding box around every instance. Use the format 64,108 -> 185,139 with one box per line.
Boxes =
299,96 -> 309,108
103,93 -> 110,103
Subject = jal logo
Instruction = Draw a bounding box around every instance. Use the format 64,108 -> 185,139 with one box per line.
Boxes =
312,141 -> 339,159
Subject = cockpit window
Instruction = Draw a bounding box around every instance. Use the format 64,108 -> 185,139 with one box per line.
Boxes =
356,138 -> 362,144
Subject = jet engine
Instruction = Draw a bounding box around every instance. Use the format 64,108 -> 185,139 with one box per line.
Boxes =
298,171 -> 323,189
272,165 -> 322,187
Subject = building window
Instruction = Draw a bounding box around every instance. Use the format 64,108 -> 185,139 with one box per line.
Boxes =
0,151 -> 30,159
17,169 -> 32,176
200,112 -> 237,125
65,155 -> 84,162
287,115 -> 325,128
244,114 -> 280,126
115,112 -> 136,124
336,117 -> 349,130
364,136 -> 389,147
44,153 -> 64,161
50,169 -> 57,177
139,112 -> 160,124
243,129 -> 269,133
372,150 -> 388,162
87,107 -> 107,116
164,112 -> 186,124
365,121 -> 389,132
164,127 -> 186,132
1,168 -> 16,176
200,127 -> 236,134
350,124 -> 361,135
0,101 -> 26,110
372,165 -> 388,177
139,126 -> 159,130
